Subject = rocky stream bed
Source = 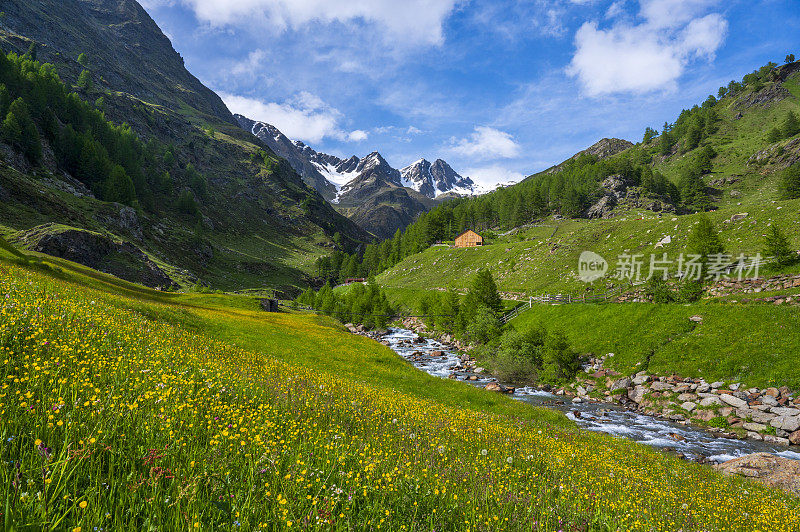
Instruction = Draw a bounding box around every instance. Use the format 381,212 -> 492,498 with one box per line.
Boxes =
345,324 -> 800,495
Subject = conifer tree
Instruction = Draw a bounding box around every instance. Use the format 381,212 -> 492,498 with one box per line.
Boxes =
780,163 -> 800,200
763,224 -> 795,266
782,111 -> 800,138
77,69 -> 93,91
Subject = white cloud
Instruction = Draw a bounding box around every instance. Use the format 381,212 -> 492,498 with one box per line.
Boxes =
638,0 -> 720,29
175,0 -> 459,46
231,49 -> 268,76
462,165 -> 525,190
347,130 -> 369,142
567,0 -> 727,96
220,91 -> 364,144
450,126 -> 521,160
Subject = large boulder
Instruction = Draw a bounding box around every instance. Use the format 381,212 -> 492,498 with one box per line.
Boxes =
714,453 -> 800,496
16,224 -> 177,289
771,416 -> 800,433
628,385 -> 647,404
719,394 -> 748,409
609,377 -> 632,392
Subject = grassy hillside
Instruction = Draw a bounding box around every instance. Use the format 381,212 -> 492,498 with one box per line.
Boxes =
511,302 -> 800,390
3,251 -> 800,530
378,197 -> 800,297
0,0 -> 370,294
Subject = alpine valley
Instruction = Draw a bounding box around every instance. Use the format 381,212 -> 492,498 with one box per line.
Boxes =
3,1 -> 800,531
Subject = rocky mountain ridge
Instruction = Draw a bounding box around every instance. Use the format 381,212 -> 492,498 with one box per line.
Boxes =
236,114 -> 474,237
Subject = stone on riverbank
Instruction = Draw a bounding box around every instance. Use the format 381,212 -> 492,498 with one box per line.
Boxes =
719,394 -> 748,409
714,453 -> 800,496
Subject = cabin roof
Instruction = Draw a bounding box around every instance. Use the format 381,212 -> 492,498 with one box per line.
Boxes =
455,229 -> 482,240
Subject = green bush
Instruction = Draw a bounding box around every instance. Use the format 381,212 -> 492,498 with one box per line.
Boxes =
540,330 -> 580,384
779,163 -> 800,200
645,277 -> 675,303
676,281 -> 704,303
466,306 -> 502,344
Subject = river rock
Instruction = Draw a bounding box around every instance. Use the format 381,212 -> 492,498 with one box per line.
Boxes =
677,393 -> 697,402
650,382 -> 673,392
696,383 -> 711,393
694,410 -> 716,422
771,416 -> 800,432
743,422 -> 767,432
699,396 -> 723,407
764,387 -> 780,397
789,430 -> 800,446
632,374 -> 650,385
681,401 -> 697,412
715,453 -> 800,495
628,385 -> 647,404
610,377 -> 631,392
761,395 -> 779,406
770,407 -> 800,417
764,435 -> 791,446
711,381 -> 725,389
719,394 -> 747,409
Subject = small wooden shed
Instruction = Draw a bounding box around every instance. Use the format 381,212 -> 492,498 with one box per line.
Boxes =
454,230 -> 483,248
260,299 -> 280,312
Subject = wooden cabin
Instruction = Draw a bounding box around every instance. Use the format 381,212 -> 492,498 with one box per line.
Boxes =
454,230 -> 483,248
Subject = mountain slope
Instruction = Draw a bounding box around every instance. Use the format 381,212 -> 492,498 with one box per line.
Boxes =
0,0 -> 370,292
237,115 -> 462,237
235,114 -> 338,200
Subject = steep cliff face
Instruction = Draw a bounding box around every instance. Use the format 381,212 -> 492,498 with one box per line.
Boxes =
1,0 -> 234,123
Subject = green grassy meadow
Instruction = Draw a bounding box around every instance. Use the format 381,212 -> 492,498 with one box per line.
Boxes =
3,244 -> 800,530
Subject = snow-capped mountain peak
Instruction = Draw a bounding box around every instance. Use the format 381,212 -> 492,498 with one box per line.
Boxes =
236,114 -> 480,203
400,158 -> 476,198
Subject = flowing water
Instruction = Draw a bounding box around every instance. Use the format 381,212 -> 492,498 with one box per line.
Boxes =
383,327 -> 800,464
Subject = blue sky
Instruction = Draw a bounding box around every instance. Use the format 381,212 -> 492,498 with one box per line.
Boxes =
139,0 -> 800,188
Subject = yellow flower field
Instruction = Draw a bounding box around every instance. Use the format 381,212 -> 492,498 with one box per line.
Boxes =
1,263 -> 798,530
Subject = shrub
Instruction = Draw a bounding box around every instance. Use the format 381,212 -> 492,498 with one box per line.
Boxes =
763,224 -> 796,267
540,330 -> 580,384
676,281 -> 704,303
645,277 -> 675,303
779,163 -> 800,200
466,306 -> 502,344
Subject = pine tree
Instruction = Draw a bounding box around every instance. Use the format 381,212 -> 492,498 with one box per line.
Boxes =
2,98 -> 41,164
782,111 -> 800,138
779,163 -> 800,200
467,268 -> 502,314
77,53 -> 88,67
103,165 -> 136,205
787,54 -> 796,64
0,85 -> 10,118
763,224 -> 795,266
688,214 -> 724,281
77,69 -> 93,91
659,131 -> 673,156
767,126 -> 783,143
